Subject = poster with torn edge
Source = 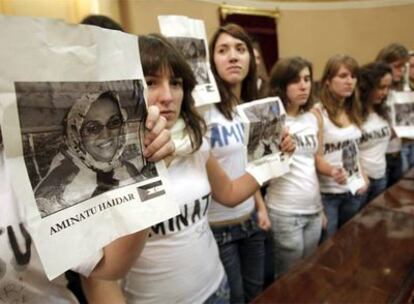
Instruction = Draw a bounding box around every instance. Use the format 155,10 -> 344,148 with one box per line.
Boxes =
158,15 -> 220,107
390,91 -> 414,139
341,140 -> 366,194
0,15 -> 179,280
237,97 -> 290,184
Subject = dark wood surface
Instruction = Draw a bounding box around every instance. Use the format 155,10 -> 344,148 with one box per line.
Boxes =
253,169 -> 414,303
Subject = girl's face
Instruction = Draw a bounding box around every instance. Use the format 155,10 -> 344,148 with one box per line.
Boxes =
286,67 -> 311,110
409,56 -> 414,81
145,67 -> 183,129
81,97 -> 122,162
389,59 -> 406,83
327,64 -> 357,99
370,73 -> 392,104
213,32 -> 250,87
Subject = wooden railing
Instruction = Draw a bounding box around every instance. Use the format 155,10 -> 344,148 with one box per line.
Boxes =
253,169 -> 414,303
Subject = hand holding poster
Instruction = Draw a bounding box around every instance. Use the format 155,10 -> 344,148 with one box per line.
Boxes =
0,16 -> 178,279
158,15 -> 220,107
390,91 -> 414,138
237,97 -> 290,185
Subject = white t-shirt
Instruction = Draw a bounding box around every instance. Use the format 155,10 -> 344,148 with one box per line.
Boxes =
266,112 -> 322,214
359,112 -> 391,179
318,108 -> 362,193
385,91 -> 402,153
204,105 -> 255,222
122,141 -> 224,304
0,151 -> 78,304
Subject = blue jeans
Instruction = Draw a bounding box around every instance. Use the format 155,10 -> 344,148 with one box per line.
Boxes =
268,210 -> 322,279
211,213 -> 266,304
401,142 -> 414,173
386,152 -> 403,187
360,176 -> 387,209
204,274 -> 230,304
321,192 -> 363,240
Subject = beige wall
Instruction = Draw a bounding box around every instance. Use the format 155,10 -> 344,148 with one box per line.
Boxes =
0,0 -> 120,23
277,4 -> 414,78
1,0 -> 413,78
119,0 -> 414,78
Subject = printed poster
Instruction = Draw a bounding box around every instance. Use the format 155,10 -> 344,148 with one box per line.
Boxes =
342,140 -> 366,194
158,15 -> 220,107
0,16 -> 179,279
237,97 -> 290,184
390,91 -> 414,138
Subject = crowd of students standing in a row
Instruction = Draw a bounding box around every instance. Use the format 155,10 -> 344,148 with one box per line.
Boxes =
2,13 -> 414,304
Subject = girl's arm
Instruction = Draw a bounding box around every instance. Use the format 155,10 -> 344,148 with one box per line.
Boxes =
255,191 -> 271,230
311,109 -> 347,185
88,229 -> 149,280
81,277 -> 125,304
206,154 -> 260,207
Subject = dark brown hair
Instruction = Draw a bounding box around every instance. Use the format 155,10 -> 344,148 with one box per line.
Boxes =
319,54 -> 363,128
209,23 -> 258,120
358,62 -> 392,122
375,43 -> 409,64
80,15 -> 124,32
266,56 -> 314,112
139,34 -> 205,152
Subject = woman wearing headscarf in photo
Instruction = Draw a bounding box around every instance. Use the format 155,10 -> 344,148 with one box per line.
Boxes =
0,102 -> 174,303
312,55 -> 368,240
358,62 -> 393,208
35,90 -> 152,217
264,57 -> 324,280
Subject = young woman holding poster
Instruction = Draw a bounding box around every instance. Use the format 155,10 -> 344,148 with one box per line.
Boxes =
375,43 -> 410,186
206,23 -> 270,303
264,57 -> 324,279
0,105 -> 173,304
82,34 -> 294,304
358,62 -> 393,207
312,54 -> 368,240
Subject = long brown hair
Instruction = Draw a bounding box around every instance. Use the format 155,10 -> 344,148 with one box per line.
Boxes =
266,56 -> 314,112
209,23 -> 258,120
375,43 -> 409,91
319,54 -> 363,128
358,62 -> 392,122
139,34 -> 205,152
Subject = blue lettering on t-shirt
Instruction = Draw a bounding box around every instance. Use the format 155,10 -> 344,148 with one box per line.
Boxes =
210,123 -> 244,148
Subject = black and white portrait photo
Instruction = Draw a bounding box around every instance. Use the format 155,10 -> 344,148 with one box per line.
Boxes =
15,80 -> 158,218
169,37 -> 210,85
242,100 -> 285,163
394,103 -> 414,127
342,140 -> 360,177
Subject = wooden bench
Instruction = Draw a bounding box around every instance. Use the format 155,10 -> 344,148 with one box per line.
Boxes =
253,169 -> 414,303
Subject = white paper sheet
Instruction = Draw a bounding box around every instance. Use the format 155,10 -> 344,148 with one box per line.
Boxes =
390,91 -> 414,139
236,97 -> 290,185
0,15 -> 179,280
158,15 -> 220,107
341,140 -> 366,195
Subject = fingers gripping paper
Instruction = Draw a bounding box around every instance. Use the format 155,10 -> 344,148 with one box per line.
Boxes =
0,16 -> 179,280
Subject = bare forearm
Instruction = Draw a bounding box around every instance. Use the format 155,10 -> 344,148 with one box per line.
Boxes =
315,154 -> 334,177
211,172 -> 260,207
89,229 -> 149,280
254,191 -> 266,212
81,277 -> 125,304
